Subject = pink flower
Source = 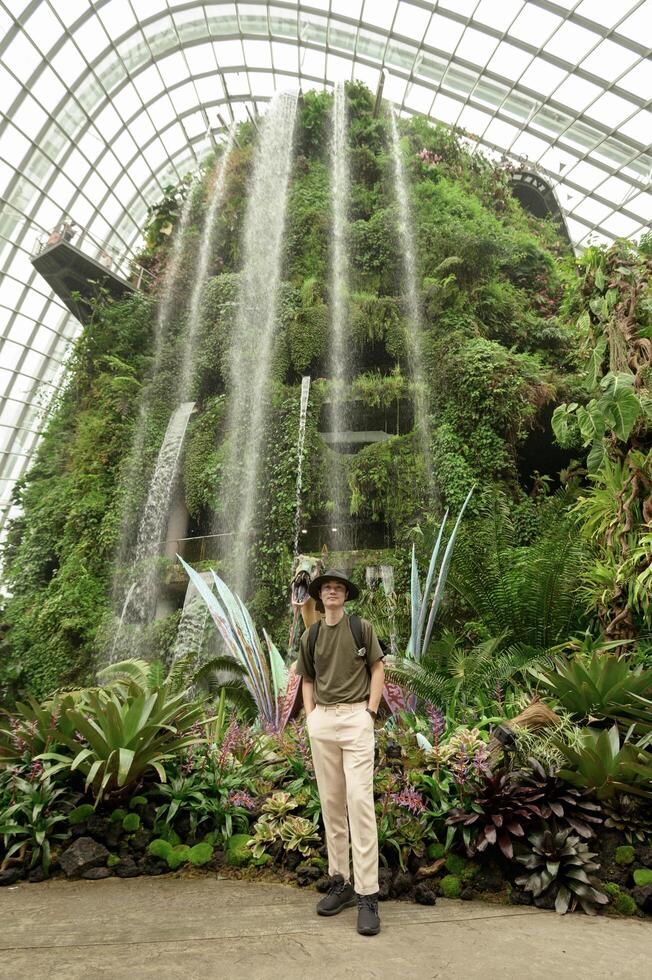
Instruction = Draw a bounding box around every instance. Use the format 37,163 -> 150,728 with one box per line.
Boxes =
391,788 -> 426,815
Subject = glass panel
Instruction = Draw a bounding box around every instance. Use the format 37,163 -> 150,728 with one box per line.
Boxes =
520,59 -> 567,97
509,6 -> 561,45
576,0 -> 636,28
619,109 -> 652,144
242,39 -> 273,69
393,3 -> 431,39
3,31 -> 41,83
430,92 -> 462,126
587,92 -> 638,129
486,41 -> 531,82
404,82 -> 435,115
362,0 -> 398,31
582,40 -> 639,79
474,0 -> 524,32
456,27 -> 498,65
617,2 -> 652,44
331,0 -> 363,17
423,13 -> 465,54
544,22 -> 601,62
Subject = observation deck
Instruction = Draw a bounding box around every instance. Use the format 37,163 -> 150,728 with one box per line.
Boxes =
31,228 -> 144,325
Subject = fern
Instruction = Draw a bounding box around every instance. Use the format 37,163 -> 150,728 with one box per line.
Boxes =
449,494 -> 586,657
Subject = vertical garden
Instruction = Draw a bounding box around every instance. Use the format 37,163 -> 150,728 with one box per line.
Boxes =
1,85 -> 651,915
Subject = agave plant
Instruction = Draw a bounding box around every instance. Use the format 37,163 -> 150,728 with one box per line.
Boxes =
179,557 -> 299,732
556,724 -> 652,801
383,490 -> 473,716
513,758 -> 602,839
40,669 -> 205,803
515,827 -> 608,915
533,649 -> 652,721
407,488 -> 474,661
446,770 -> 543,858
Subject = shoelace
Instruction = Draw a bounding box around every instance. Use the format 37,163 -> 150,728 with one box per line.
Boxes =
357,894 -> 378,910
328,877 -> 347,895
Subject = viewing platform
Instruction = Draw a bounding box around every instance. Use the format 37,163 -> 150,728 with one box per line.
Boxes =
30,226 -> 148,325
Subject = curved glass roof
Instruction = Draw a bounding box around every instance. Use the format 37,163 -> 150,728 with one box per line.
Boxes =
1,0 -> 651,534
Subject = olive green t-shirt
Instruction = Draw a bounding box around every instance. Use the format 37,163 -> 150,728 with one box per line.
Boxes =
296,614 -> 384,704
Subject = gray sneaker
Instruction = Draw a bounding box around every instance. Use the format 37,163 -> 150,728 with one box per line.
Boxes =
316,874 -> 356,916
356,892 -> 381,935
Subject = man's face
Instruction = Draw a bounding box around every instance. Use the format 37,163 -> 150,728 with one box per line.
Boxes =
320,580 -> 348,610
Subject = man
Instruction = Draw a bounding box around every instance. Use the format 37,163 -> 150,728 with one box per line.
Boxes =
294,568 -> 384,936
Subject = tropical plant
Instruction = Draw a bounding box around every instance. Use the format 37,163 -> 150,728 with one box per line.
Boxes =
0,776 -> 70,873
386,632 -> 533,714
513,758 -> 602,839
446,770 -> 543,858
40,667 -> 205,802
533,649 -> 652,721
556,724 -> 652,801
602,793 -> 652,842
406,488 -> 474,661
515,827 -> 608,915
0,693 -> 77,768
179,558 -> 299,731
278,815 -> 321,856
448,494 -> 587,670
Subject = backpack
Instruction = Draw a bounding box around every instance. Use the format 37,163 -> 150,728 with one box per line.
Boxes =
308,614 -> 389,672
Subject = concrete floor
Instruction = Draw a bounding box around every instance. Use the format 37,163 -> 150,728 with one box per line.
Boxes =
1,875 -> 650,980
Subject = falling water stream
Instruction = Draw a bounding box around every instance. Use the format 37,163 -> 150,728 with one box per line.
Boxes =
109,140 -> 235,660
292,376 -> 312,558
177,131 -> 235,402
389,107 -> 432,490
111,400 -> 195,651
113,188 -> 195,578
327,81 -> 351,545
221,92 -> 298,597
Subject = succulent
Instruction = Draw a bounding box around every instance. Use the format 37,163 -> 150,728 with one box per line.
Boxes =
447,770 -> 543,858
556,724 -> 652,801
514,758 -> 602,838
515,827 -> 608,915
246,818 -> 277,860
278,816 -> 322,856
533,651 -> 652,721
603,793 -> 652,842
261,791 -> 297,825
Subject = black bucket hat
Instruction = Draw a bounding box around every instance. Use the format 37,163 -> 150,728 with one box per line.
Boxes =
308,569 -> 359,612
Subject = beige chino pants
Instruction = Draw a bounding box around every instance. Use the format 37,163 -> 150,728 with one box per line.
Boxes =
307,701 -> 379,895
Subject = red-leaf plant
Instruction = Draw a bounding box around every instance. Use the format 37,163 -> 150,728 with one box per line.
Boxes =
446,770 -> 544,859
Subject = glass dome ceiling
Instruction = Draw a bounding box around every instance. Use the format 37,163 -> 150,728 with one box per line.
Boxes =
1,0 -> 651,534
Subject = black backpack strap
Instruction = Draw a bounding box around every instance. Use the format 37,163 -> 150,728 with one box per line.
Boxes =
348,614 -> 365,652
308,620 -> 321,661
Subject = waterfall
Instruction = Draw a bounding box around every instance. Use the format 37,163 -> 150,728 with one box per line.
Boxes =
109,400 -> 195,661
113,188 -> 195,577
177,131 -> 235,402
169,579 -> 210,671
108,137 -> 235,664
292,376 -> 312,558
221,91 -> 298,597
389,107 -> 432,488
327,80 -> 351,548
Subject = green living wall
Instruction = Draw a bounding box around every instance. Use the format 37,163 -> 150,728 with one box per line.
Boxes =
1,83 -> 650,700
